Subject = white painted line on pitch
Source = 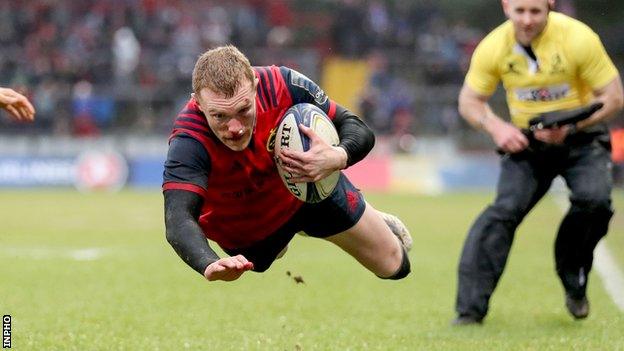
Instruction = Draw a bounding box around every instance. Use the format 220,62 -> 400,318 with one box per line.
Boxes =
69,248 -> 105,261
0,247 -> 106,261
551,183 -> 624,311
594,242 -> 624,310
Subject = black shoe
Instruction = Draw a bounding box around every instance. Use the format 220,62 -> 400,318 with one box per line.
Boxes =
565,295 -> 589,320
451,315 -> 483,326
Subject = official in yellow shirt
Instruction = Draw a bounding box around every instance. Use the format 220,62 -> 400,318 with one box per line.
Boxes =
454,0 -> 623,325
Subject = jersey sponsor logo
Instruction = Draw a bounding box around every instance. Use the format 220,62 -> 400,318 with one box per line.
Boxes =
514,84 -> 570,102
290,70 -> 328,105
266,127 -> 277,152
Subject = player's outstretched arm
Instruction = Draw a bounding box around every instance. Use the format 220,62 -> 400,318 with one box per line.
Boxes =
0,87 -> 35,122
164,190 -> 222,277
203,255 -> 254,281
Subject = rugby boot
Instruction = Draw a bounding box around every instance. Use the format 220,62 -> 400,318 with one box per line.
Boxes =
565,294 -> 589,320
451,315 -> 483,326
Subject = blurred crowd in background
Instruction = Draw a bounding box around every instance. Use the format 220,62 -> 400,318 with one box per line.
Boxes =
0,0 -> 484,139
0,0 -> 622,149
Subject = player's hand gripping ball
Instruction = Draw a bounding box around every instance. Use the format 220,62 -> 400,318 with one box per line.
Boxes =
275,103 -> 340,203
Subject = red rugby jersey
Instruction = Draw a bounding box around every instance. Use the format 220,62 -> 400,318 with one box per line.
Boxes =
163,66 -> 337,249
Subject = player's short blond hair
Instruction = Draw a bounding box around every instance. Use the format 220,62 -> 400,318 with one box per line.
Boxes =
192,45 -> 255,98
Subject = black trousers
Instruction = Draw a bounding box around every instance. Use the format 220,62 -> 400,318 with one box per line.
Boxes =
455,134 -> 613,319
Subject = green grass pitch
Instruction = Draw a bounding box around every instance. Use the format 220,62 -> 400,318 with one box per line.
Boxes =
1,189 -> 623,350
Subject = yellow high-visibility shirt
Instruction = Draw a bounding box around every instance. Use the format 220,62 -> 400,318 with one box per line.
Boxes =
466,12 -> 618,128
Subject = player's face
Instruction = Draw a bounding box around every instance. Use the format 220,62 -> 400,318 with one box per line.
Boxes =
503,0 -> 551,45
197,78 -> 258,151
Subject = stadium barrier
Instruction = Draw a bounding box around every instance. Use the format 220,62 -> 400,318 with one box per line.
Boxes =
0,153 -> 501,193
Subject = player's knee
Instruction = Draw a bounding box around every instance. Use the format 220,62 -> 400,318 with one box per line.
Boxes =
487,204 -> 525,224
378,247 -> 410,280
570,196 -> 612,214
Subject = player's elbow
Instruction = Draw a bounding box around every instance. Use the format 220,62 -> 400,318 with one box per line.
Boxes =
164,211 -> 184,246
457,90 -> 472,119
610,77 -> 624,112
350,115 -> 376,153
363,127 -> 375,152
165,225 -> 179,247
457,100 -> 469,120
457,84 -> 486,120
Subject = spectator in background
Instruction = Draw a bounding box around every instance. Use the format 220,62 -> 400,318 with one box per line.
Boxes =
71,80 -> 99,137
70,80 -> 115,137
113,26 -> 141,88
358,52 -> 415,140
366,0 -> 392,48
0,87 -> 35,122
331,0 -> 368,57
32,78 -> 63,130
230,0 -> 268,49
201,5 -> 232,47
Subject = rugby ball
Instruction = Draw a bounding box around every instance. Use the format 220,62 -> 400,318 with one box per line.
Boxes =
275,103 -> 340,203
